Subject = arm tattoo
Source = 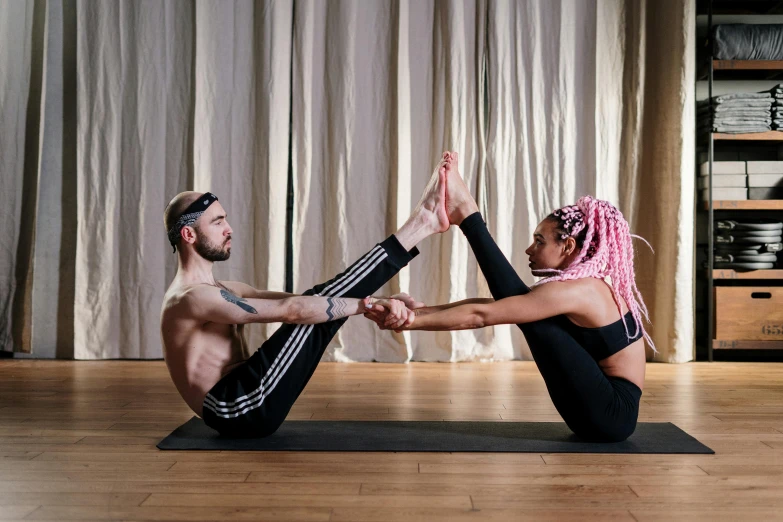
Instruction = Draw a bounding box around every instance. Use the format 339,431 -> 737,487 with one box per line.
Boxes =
325,297 -> 348,321
220,289 -> 258,314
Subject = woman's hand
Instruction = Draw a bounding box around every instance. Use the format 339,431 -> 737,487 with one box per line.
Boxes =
389,292 -> 426,311
364,298 -> 416,332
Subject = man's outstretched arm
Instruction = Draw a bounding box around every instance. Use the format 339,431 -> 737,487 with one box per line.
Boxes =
179,285 -> 381,326
221,281 -> 425,309
218,280 -> 297,300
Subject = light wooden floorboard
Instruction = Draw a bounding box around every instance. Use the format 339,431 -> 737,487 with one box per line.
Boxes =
0,360 -> 782,521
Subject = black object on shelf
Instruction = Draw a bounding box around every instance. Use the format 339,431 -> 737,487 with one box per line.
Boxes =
713,24 -> 783,61
750,187 -> 783,199
697,1 -> 783,15
716,220 -> 783,231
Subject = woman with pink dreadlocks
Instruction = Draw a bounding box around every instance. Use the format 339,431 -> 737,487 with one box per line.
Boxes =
367,152 -> 654,442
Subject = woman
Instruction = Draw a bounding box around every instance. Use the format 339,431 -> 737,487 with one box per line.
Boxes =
368,152 -> 654,442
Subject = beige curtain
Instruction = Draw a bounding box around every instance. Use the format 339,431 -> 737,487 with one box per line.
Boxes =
1,0 -> 695,362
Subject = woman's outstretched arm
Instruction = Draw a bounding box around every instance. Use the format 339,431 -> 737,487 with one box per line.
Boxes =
413,298 -> 495,314
364,298 -> 494,330
398,282 -> 582,331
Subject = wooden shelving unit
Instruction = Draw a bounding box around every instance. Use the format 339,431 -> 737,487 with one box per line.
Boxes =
699,5 -> 783,359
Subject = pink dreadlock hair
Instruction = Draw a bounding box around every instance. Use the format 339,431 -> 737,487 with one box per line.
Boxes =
533,196 -> 656,353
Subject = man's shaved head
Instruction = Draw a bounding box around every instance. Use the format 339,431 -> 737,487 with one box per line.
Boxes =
164,191 -> 230,260
164,191 -> 203,233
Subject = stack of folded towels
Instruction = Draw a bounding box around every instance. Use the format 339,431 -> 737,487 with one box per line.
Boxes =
698,91 -> 772,134
773,84 -> 783,130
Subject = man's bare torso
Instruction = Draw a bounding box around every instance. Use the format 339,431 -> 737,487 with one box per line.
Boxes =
160,280 -> 251,417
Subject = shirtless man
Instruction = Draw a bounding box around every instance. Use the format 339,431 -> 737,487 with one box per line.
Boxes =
159,158 -> 448,437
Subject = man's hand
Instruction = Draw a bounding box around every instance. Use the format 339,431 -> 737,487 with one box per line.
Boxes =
364,298 -> 416,332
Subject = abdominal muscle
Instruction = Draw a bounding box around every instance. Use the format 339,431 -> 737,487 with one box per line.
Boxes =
161,318 -> 249,417
562,278 -> 647,391
597,339 -> 646,391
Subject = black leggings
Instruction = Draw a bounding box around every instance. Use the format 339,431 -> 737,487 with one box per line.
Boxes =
202,235 -> 417,438
460,212 -> 641,442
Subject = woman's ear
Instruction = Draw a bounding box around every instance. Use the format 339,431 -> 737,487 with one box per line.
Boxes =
564,237 -> 576,256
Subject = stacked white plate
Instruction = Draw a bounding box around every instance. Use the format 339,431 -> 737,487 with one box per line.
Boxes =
713,220 -> 783,270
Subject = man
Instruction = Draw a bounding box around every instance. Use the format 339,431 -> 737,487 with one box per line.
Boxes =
160,159 -> 448,437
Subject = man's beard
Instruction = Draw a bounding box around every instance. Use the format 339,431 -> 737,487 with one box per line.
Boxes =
194,235 -> 231,262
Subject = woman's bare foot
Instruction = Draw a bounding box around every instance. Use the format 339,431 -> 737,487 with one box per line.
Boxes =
393,158 -> 451,250
412,158 -> 450,234
443,151 -> 479,225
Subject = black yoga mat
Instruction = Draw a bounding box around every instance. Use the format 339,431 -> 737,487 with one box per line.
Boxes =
157,417 -> 714,454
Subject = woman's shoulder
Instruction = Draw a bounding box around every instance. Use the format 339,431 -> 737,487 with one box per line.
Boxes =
546,277 -> 605,291
584,276 -> 630,313
531,278 -> 600,306
542,277 -> 628,311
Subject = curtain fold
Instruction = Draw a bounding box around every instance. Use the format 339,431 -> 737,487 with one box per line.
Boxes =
291,0 -> 404,361
0,0 -> 39,354
484,0 -> 602,360
191,0 -> 292,348
74,0 -> 197,358
620,0 -> 696,363
72,0 -> 290,358
404,0 -> 491,362
31,0 -> 78,359
292,0 -> 491,362
0,0 -> 695,362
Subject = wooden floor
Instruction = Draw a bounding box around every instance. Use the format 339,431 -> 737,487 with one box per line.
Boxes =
1,361 -> 783,521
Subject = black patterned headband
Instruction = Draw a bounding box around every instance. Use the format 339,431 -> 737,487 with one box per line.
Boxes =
167,192 -> 219,252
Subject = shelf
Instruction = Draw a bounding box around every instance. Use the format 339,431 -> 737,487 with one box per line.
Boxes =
697,1 -> 783,15
713,59 -> 783,71
699,59 -> 783,80
702,200 -> 783,210
713,340 -> 783,350
712,131 -> 783,141
713,269 -> 783,279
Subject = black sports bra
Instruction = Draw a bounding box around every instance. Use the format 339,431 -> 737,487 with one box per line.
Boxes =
560,310 -> 643,361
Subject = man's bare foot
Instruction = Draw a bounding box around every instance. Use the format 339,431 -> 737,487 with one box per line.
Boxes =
392,157 -> 451,251
443,151 -> 479,225
411,158 -> 450,234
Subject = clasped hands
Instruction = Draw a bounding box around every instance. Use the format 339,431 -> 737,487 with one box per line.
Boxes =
362,293 -> 424,332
